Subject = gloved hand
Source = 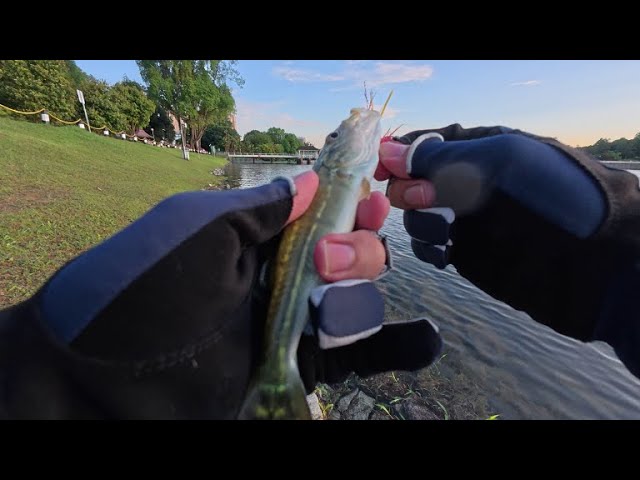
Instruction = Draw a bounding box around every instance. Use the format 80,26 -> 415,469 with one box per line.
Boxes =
377,124 -> 640,351
0,171 -> 441,419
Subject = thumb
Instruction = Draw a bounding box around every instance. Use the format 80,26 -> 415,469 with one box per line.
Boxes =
212,169 -> 319,250
286,170 -> 319,225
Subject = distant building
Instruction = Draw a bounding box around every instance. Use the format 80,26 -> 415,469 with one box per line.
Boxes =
135,129 -> 153,140
169,113 -> 181,132
298,144 -> 320,160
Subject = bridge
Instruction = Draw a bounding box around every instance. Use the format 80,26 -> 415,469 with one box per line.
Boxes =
228,151 -> 319,165
601,161 -> 640,170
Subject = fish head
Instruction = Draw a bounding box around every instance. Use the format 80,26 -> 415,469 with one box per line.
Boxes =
316,107 -> 382,175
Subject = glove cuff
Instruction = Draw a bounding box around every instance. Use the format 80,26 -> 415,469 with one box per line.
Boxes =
309,280 -> 384,349
405,132 -> 444,176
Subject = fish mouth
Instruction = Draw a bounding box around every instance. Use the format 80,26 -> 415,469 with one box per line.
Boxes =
346,108 -> 381,131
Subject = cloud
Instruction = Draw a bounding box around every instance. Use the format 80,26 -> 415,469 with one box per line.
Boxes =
328,85 -> 358,93
273,66 -> 344,83
338,62 -> 434,89
273,61 -> 434,88
510,80 -> 542,87
366,62 -> 434,87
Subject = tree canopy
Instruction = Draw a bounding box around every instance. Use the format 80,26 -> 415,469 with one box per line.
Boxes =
0,61 -> 158,136
78,76 -> 119,129
110,79 -> 155,134
145,106 -> 176,142
240,127 -> 303,154
64,60 -> 88,89
581,134 -> 640,161
76,76 -> 154,134
136,60 -> 243,156
0,60 -> 77,119
201,118 -> 240,152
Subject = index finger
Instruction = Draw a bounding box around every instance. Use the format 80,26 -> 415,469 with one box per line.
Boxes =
375,141 -> 412,181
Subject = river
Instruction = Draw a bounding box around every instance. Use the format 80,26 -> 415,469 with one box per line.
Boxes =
225,163 -> 640,419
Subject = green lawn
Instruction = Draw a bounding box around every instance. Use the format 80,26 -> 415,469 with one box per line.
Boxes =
0,115 -> 227,307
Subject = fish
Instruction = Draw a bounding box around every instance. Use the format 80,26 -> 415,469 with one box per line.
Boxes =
238,107 -> 383,419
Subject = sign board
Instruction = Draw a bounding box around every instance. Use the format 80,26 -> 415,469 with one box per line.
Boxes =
77,89 -> 85,105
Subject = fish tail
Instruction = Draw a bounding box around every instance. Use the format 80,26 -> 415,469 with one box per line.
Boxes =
237,366 -> 311,420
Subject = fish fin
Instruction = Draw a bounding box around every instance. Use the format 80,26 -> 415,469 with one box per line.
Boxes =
237,366 -> 311,420
360,178 -> 371,201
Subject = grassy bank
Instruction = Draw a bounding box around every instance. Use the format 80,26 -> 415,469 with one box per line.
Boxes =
0,116 -> 227,307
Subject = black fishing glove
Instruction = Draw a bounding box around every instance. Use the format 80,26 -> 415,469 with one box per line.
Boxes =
391,125 -> 640,377
0,179 -> 440,419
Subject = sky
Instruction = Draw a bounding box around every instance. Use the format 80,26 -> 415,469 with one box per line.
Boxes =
75,60 -> 640,148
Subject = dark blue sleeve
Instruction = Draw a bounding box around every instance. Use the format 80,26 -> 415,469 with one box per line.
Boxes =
39,182 -> 292,344
404,129 -> 640,380
410,133 -> 607,238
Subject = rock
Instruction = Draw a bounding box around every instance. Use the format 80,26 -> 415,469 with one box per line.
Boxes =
337,389 -> 359,413
306,393 -> 324,420
345,391 -> 375,420
397,400 -> 440,420
328,410 -> 341,421
370,410 -> 392,420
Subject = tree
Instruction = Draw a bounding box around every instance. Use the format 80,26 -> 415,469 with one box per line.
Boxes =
189,82 -> 235,152
632,132 -> 640,159
78,76 -> 121,131
224,129 -> 241,152
601,150 -> 622,161
137,60 -> 243,159
0,60 -> 76,120
243,130 -> 272,152
145,106 -> 176,142
283,133 -> 302,154
266,127 -> 286,145
610,138 -> 633,160
201,118 -> 238,152
110,79 -> 155,135
586,138 -> 611,158
65,61 -> 88,89
583,135 -> 640,160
